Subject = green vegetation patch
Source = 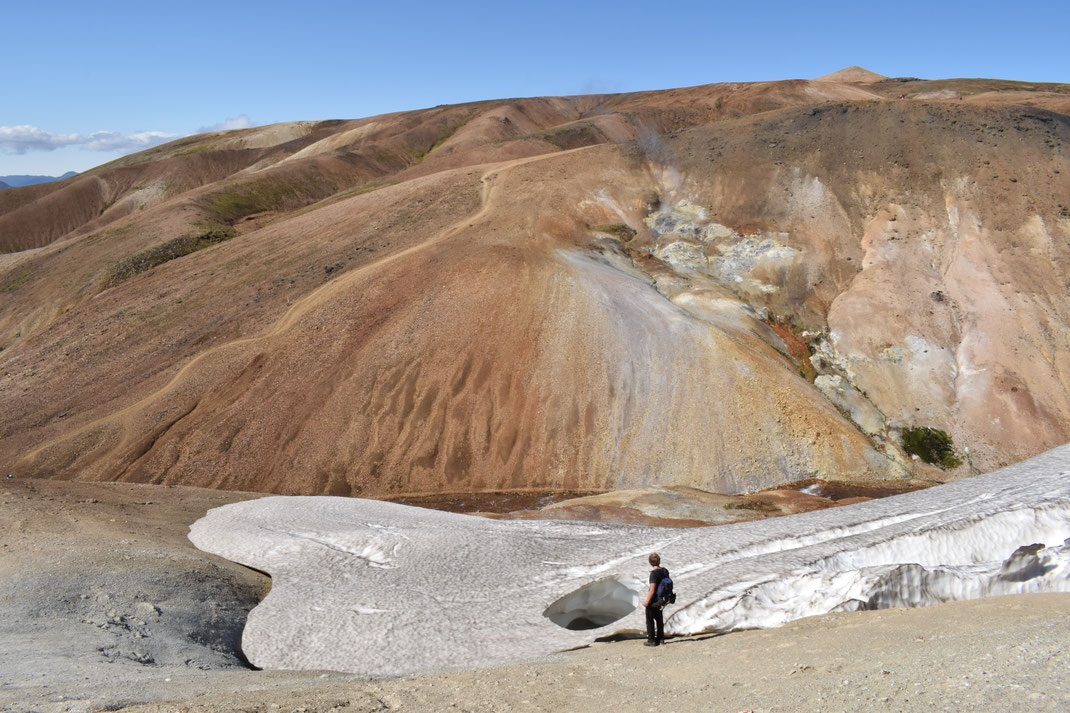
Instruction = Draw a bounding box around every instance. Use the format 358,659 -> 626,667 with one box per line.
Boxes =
105,225 -> 237,286
204,184 -> 287,224
508,121 -> 607,150
590,223 -> 637,242
536,122 -> 606,150
0,264 -> 38,293
173,141 -> 222,157
901,426 -> 962,469
292,179 -> 397,217
724,501 -> 778,512
408,119 -> 467,162
203,175 -> 332,224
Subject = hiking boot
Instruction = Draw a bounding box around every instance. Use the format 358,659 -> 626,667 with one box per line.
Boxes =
644,640 -> 659,647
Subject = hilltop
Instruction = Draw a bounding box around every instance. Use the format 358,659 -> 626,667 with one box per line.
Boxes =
815,65 -> 889,83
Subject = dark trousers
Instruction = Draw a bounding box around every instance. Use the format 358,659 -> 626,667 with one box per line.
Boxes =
645,604 -> 664,642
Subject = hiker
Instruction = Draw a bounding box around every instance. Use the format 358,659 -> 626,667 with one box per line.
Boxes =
643,552 -> 670,646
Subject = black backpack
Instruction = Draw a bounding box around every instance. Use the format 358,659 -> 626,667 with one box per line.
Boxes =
656,574 -> 676,606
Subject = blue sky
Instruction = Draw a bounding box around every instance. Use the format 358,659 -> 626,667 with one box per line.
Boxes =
3,0 -> 1067,176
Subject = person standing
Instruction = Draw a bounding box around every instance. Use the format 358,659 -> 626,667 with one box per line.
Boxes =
643,552 -> 669,646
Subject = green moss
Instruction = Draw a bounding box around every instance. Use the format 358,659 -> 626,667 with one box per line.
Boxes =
429,120 -> 465,151
202,174 -> 334,225
405,116 -> 469,163
105,225 -> 237,286
292,179 -> 396,217
204,184 -> 286,223
724,501 -> 777,512
172,142 -> 220,157
901,426 -> 962,469
374,149 -> 399,165
534,121 -> 605,150
0,266 -> 38,293
590,223 -> 636,242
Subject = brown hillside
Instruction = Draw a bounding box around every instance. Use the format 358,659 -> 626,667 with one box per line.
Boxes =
1,75 -> 1068,497
815,66 -> 888,83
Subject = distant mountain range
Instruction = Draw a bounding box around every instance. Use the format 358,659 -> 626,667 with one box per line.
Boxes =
0,171 -> 78,189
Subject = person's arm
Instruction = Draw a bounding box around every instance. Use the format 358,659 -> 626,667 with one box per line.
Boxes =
643,581 -> 657,607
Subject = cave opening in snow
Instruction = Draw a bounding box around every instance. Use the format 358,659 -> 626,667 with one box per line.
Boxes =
543,575 -> 640,630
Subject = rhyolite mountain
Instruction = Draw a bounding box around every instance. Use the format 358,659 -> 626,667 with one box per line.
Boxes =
0,171 -> 78,189
1,69 -> 1068,497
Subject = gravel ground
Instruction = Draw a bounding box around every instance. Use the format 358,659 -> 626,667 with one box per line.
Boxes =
102,595 -> 1070,713
2,478 -> 1067,713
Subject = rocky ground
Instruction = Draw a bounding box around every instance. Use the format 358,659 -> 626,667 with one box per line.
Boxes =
2,478 -> 1067,713
472,479 -> 936,527
111,595 -> 1070,713
0,478 -> 267,713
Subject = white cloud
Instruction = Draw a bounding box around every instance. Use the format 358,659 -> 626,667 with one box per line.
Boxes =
0,125 -> 82,154
81,130 -> 180,152
0,124 -> 179,155
221,114 -> 253,131
198,114 -> 255,133
0,114 -> 258,164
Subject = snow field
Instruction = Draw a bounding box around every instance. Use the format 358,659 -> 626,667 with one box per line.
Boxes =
189,444 -> 1070,676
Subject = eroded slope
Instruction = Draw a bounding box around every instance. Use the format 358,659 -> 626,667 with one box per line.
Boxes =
1,78 -> 1069,495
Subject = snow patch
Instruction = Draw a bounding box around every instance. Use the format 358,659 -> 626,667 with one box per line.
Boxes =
677,535 -> 1070,634
543,575 -> 642,630
189,446 -> 1070,677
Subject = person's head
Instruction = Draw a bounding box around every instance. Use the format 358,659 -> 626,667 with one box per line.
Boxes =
648,552 -> 661,567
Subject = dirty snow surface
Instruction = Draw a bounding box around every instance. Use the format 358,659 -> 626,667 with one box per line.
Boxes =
189,444 -> 1070,677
